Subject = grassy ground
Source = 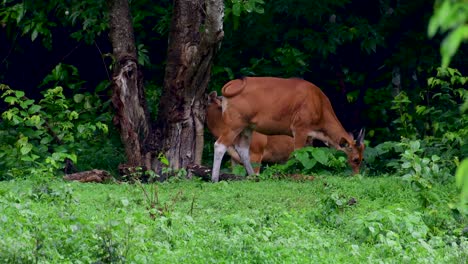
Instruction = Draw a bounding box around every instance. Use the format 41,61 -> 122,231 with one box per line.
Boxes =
0,174 -> 466,263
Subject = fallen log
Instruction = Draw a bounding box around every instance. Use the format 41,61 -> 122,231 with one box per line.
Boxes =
63,169 -> 113,183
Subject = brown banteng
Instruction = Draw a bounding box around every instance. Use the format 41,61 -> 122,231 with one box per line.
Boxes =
206,91 -> 295,172
211,77 -> 365,182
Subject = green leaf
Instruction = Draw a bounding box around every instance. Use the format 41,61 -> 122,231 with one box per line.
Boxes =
454,158 -> 467,216
20,144 -> 33,155
40,136 -> 52,145
31,29 -> 38,42
4,96 -> 17,104
427,77 -> 435,87
27,115 -> 42,126
21,154 -> 40,162
456,159 -> 468,189
427,15 -> 439,38
68,153 -> 77,164
158,153 -> 170,166
295,151 -> 316,170
12,115 -> 23,125
95,80 -> 110,93
414,163 -> 422,173
244,1 -> 253,13
77,124 -> 85,134
14,90 -> 24,98
409,141 -> 420,152
415,105 -> 427,115
17,136 -> 28,146
19,110 -> 28,117
121,199 -> 129,207
335,199 -> 343,206
224,67 -> 234,80
440,25 -> 468,68
2,110 -> 12,120
255,7 -> 264,14
232,3 -> 241,17
84,98 -> 92,109
28,105 -> 41,114
96,122 -> 109,134
20,99 -> 34,109
311,148 -> 329,165
402,162 -> 411,169
69,111 -> 79,120
73,94 -> 85,103
15,3 -> 25,24
437,1 -> 452,29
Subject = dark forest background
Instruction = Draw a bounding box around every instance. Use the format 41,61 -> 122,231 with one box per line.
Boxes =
0,0 -> 466,180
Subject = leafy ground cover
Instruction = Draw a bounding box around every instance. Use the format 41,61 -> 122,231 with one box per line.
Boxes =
0,174 -> 466,263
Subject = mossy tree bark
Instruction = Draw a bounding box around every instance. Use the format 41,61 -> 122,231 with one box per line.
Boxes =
108,0 -> 152,171
107,0 -> 224,177
155,0 -> 224,172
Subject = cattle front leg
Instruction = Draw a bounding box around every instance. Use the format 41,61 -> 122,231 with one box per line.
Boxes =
293,131 -> 309,149
234,129 -> 255,175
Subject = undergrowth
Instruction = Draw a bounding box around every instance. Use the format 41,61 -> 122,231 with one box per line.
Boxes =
0,176 -> 465,263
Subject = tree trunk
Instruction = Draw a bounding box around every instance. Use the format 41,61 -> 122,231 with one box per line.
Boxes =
107,0 -> 152,170
107,0 -> 224,178
155,0 -> 224,171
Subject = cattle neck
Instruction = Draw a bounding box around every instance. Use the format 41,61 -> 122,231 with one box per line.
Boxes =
321,113 -> 354,149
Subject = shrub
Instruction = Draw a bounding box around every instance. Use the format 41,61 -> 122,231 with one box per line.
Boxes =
0,82 -> 115,179
261,146 -> 347,179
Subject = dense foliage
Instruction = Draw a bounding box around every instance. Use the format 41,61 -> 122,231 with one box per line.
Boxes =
0,0 -> 465,182
0,65 -> 123,180
0,0 -> 466,262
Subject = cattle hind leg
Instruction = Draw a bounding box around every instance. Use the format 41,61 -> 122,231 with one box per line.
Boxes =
234,129 -> 255,175
212,129 -> 243,182
250,152 -> 263,174
212,141 -> 227,182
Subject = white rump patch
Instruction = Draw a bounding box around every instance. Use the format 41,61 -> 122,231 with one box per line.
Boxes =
221,98 -> 228,114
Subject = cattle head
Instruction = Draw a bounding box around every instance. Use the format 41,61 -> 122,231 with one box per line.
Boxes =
207,91 -> 223,116
339,128 -> 365,174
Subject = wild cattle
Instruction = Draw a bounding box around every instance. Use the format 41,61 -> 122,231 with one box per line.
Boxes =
211,77 -> 365,182
206,91 -> 295,173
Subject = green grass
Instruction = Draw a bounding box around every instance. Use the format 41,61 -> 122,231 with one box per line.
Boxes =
0,175 -> 466,263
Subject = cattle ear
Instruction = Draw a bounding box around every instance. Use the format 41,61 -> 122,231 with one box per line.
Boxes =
339,138 -> 349,148
208,91 -> 218,102
208,91 -> 222,106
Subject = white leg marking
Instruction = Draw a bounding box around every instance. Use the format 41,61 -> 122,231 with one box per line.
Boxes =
212,142 -> 227,182
234,130 -> 255,175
